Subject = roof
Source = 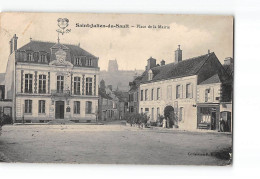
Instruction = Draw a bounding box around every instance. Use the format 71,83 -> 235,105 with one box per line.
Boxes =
99,89 -> 113,100
199,74 -> 221,85
0,73 -> 5,85
140,52 -> 215,84
18,40 -> 97,58
114,91 -> 128,102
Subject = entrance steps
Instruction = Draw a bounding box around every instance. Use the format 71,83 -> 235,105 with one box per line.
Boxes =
47,119 -> 75,125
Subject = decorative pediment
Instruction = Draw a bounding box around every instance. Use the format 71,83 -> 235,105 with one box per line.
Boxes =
49,48 -> 73,67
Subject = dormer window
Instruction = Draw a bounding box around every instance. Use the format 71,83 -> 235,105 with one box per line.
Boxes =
40,54 -> 46,63
87,59 -> 92,66
75,57 -> 81,66
27,53 -> 33,61
148,70 -> 153,80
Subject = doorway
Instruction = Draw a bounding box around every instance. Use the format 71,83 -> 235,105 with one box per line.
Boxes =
55,101 -> 64,119
211,112 -> 216,130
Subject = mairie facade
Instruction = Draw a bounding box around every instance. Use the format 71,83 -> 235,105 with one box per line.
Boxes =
5,34 -> 99,123
137,46 -> 232,131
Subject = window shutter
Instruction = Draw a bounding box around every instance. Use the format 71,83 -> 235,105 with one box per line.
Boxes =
191,84 -> 193,99
85,101 -> 88,114
181,85 -> 184,98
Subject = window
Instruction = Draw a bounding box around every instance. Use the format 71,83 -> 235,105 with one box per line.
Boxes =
145,108 -> 149,114
179,107 -> 184,122
57,75 -> 64,93
75,57 -> 81,66
151,89 -> 154,100
157,88 -> 161,100
129,93 -> 133,102
167,85 -> 172,100
186,84 -> 192,98
141,108 -> 143,113
74,77 -> 81,95
25,74 -> 33,93
157,107 -> 160,118
40,54 -> 46,62
176,85 -> 181,99
148,71 -> 153,80
86,77 -> 93,95
38,75 -> 46,93
38,100 -> 45,114
87,59 -> 93,66
27,53 -> 33,61
25,100 -> 32,113
140,90 -> 143,101
205,89 -> 210,102
74,101 -> 80,114
145,89 -> 148,101
85,101 -> 92,114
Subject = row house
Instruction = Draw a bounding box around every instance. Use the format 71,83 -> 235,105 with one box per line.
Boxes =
99,80 -> 128,121
137,45 -> 232,131
4,34 -> 99,123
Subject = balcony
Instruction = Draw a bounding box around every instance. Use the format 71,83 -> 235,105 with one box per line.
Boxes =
51,90 -> 71,97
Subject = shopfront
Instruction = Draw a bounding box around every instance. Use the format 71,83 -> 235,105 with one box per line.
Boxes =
197,104 -> 220,130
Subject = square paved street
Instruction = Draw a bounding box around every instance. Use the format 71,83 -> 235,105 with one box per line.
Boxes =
0,123 -> 232,165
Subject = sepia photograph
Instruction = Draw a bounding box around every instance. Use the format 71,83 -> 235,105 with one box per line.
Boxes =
0,12 -> 233,165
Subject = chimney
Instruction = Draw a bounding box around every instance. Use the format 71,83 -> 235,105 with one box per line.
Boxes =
9,39 -> 13,55
208,49 -> 210,54
13,34 -> 18,51
147,57 -> 156,70
224,57 -> 234,65
175,45 -> 182,63
9,34 -> 18,55
160,60 -> 165,66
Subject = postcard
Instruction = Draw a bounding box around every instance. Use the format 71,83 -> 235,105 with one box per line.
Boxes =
0,13 -> 233,165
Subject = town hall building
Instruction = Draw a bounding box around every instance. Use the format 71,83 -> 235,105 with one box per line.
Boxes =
5,34 -> 100,123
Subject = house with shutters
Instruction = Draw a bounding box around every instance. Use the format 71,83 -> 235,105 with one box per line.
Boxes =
4,34 -> 99,123
138,45 -> 232,131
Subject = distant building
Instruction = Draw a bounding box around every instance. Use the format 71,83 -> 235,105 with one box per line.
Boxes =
134,45 -> 232,131
108,59 -> 119,72
100,61 -> 143,92
4,34 -> 100,123
98,80 -> 128,121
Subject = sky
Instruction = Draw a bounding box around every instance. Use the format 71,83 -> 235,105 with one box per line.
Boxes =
0,13 -> 233,73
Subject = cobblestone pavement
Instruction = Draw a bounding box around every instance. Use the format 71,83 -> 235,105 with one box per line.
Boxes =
0,123 -> 232,165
